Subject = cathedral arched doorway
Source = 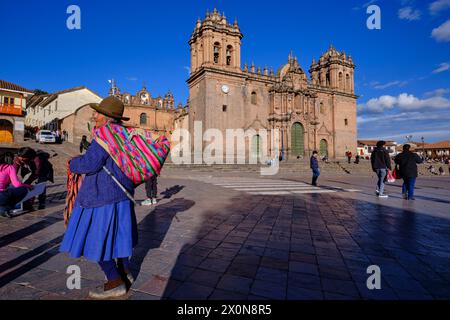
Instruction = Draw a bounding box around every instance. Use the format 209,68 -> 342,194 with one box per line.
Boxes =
320,139 -> 328,158
0,119 -> 13,143
291,122 -> 304,157
251,134 -> 262,161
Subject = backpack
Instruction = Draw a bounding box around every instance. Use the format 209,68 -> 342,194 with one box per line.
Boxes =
92,122 -> 170,186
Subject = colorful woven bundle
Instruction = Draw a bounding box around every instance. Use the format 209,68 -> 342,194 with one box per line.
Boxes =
63,163 -> 83,227
92,122 -> 171,185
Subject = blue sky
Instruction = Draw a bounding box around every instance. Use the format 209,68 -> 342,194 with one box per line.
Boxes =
1,0 -> 449,142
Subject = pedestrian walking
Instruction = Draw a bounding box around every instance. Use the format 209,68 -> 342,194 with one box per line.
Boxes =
142,175 -> 158,206
354,155 -> 360,164
394,144 -> 423,200
346,151 -> 352,164
370,141 -> 392,198
79,135 -> 91,154
439,166 -> 444,175
60,96 -> 137,299
310,150 -> 320,186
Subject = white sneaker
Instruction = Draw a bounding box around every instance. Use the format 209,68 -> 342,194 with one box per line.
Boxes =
152,198 -> 157,205
378,194 -> 389,198
141,199 -> 153,206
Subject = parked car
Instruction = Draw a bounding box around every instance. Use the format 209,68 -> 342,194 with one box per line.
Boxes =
35,130 -> 56,144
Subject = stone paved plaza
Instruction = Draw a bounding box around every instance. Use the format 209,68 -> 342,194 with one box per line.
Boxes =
1,167 -> 450,300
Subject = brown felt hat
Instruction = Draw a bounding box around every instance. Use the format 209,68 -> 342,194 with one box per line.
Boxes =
84,95 -> 130,121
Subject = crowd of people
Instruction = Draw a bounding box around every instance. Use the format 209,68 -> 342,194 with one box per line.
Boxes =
0,147 -> 54,217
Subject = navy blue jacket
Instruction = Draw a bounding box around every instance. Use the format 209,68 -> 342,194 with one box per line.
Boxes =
310,156 -> 319,170
70,140 -> 134,208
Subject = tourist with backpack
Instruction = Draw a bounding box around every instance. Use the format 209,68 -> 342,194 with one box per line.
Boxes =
370,141 -> 392,198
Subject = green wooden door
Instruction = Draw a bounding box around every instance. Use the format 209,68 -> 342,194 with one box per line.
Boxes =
320,139 -> 328,157
252,135 -> 262,161
291,123 -> 304,156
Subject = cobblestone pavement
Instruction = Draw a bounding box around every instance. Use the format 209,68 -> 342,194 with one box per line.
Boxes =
1,169 -> 450,300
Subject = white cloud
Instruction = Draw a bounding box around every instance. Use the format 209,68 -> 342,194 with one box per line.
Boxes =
430,0 -> 450,15
359,92 -> 450,113
425,88 -> 450,97
373,80 -> 408,90
432,62 -> 450,74
431,19 -> 450,42
398,7 -> 422,21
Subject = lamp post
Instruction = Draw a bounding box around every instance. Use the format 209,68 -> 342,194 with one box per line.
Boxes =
421,136 -> 425,160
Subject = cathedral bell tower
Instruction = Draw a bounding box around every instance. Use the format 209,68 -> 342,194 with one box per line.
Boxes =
188,8 -> 243,74
309,45 -> 355,94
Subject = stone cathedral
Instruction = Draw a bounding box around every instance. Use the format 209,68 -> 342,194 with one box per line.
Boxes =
186,9 -> 357,160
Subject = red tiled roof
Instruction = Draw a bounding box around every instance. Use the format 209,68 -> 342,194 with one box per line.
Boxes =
358,140 -> 396,147
0,79 -> 33,93
423,140 -> 450,150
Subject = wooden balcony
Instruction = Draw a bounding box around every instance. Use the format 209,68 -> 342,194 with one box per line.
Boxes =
0,103 -> 23,116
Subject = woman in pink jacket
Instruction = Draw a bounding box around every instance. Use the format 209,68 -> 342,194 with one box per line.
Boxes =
0,153 -> 32,216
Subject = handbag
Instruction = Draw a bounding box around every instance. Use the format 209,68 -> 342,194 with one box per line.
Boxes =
392,166 -> 401,180
386,169 -> 396,183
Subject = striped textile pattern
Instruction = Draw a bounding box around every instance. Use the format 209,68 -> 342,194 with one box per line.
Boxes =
63,163 -> 83,227
92,123 -> 171,185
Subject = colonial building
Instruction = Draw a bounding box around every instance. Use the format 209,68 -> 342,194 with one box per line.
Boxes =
0,80 -> 34,143
186,9 -> 358,160
108,81 -> 183,138
357,140 -> 398,158
26,86 -> 102,132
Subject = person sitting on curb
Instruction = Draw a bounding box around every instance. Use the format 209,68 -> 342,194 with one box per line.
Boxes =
0,153 -> 33,217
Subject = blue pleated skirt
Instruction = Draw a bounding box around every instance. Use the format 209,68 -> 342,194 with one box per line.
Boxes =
60,200 -> 138,262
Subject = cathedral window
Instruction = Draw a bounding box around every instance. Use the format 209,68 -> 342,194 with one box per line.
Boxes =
140,113 -> 147,125
223,105 -> 227,112
226,45 -> 233,66
339,72 -> 343,89
251,91 -> 257,105
346,74 -> 350,91
326,72 -> 330,87
345,118 -> 348,126
214,42 -> 220,64
320,102 -> 325,114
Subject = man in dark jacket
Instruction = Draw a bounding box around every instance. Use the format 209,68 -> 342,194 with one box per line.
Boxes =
395,144 -> 423,200
370,141 -> 392,198
34,150 -> 54,209
310,151 -> 320,186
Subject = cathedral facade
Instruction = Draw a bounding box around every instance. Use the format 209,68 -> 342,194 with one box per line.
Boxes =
187,9 -> 357,160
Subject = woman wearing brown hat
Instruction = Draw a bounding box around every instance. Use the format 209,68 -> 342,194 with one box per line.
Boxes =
60,96 -> 138,299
